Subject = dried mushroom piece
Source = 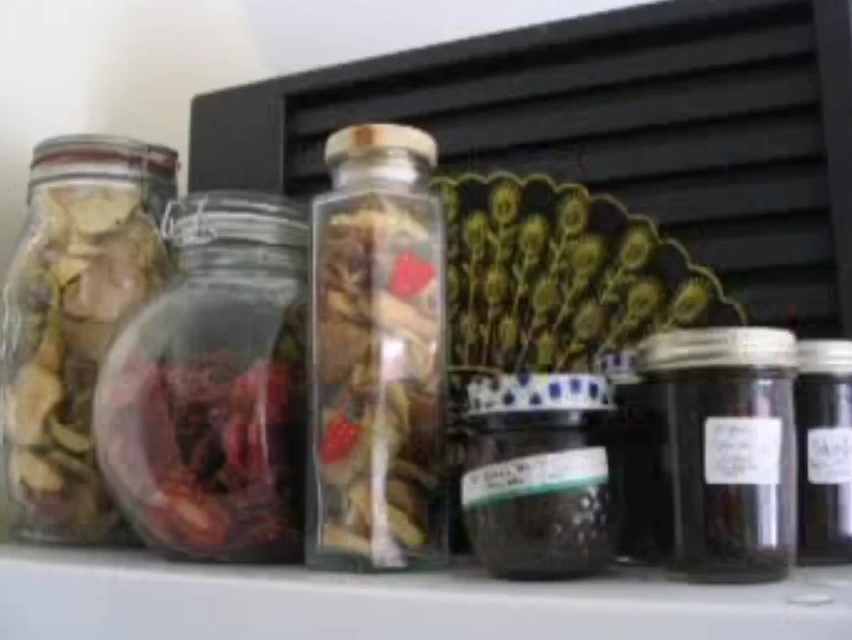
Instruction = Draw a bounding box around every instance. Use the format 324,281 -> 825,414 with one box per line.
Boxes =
348,480 -> 425,549
319,320 -> 370,385
5,363 -> 64,445
9,449 -> 64,494
329,208 -> 430,245
323,523 -> 372,557
387,479 -> 427,527
55,185 -> 140,236
370,291 -> 437,342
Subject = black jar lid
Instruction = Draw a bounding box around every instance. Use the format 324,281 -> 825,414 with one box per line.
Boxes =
467,373 -> 614,417
798,340 -> 852,376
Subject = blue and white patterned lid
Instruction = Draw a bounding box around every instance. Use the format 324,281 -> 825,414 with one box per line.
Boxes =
467,374 -> 614,415
594,350 -> 640,384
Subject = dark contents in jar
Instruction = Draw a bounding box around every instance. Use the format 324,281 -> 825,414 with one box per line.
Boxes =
796,374 -> 852,565
447,427 -> 472,555
608,383 -> 673,565
96,298 -> 306,562
659,369 -> 796,582
464,414 -> 611,580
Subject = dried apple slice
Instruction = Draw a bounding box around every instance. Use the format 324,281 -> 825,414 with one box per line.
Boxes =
5,363 -> 63,445
9,449 -> 64,494
59,186 -> 140,236
49,415 -> 92,455
47,449 -> 92,479
32,312 -> 65,373
49,254 -> 91,287
62,317 -> 116,362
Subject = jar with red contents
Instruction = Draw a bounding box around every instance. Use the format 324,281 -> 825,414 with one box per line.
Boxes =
93,191 -> 307,561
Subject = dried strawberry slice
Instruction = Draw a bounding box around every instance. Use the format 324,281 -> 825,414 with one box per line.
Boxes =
389,252 -> 436,299
231,361 -> 291,425
320,415 -> 362,464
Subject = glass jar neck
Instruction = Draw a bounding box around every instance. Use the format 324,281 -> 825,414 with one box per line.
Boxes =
176,243 -> 307,279
330,148 -> 431,190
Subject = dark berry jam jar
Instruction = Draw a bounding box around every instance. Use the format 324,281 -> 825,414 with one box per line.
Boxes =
597,350 -> 673,565
464,374 -> 614,580
609,381 -> 674,565
796,340 -> 852,565
637,328 -> 797,583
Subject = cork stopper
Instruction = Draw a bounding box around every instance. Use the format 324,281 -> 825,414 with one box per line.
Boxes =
324,123 -> 437,168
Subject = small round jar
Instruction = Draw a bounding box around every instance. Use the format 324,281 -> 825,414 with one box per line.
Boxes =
93,191 -> 307,562
637,328 -> 797,583
464,374 -> 614,580
796,340 -> 852,565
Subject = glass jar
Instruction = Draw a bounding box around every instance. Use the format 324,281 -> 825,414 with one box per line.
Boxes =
795,340 -> 852,565
1,134 -> 177,544
637,328 -> 798,583
464,374 -> 614,580
308,124 -> 448,572
93,191 -> 307,562
608,381 -> 673,565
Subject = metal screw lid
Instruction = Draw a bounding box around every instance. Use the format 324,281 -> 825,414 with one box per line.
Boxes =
798,340 -> 852,375
325,123 -> 438,168
637,327 -> 797,372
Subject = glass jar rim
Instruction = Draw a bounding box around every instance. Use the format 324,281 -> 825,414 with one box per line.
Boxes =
32,134 -> 178,172
637,327 -> 797,372
164,190 -> 308,249
798,340 -> 852,375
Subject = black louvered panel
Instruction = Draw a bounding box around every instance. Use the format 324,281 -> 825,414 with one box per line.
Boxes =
189,0 -> 852,337
287,58 -> 819,182
288,20 -> 814,137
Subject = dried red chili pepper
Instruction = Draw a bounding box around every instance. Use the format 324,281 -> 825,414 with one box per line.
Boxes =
389,252 -> 436,299
320,415 -> 362,464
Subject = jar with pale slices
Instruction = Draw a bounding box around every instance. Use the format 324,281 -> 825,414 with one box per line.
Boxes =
1,135 -> 177,544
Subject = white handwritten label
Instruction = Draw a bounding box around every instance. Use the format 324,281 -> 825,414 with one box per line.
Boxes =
461,447 -> 608,509
808,428 -> 852,485
704,417 -> 782,485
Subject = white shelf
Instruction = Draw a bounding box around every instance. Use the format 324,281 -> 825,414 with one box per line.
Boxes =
0,545 -> 850,640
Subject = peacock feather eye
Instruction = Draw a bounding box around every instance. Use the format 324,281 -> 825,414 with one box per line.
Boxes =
463,210 -> 490,253
490,181 -> 521,226
519,214 -> 550,259
556,191 -> 590,238
531,277 -> 560,316
484,266 -> 511,306
671,278 -> 713,325
571,235 -> 607,278
627,277 -> 666,320
618,225 -> 656,272
573,300 -> 607,342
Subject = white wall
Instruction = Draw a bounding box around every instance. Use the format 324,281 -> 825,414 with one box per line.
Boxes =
0,0 -> 650,270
